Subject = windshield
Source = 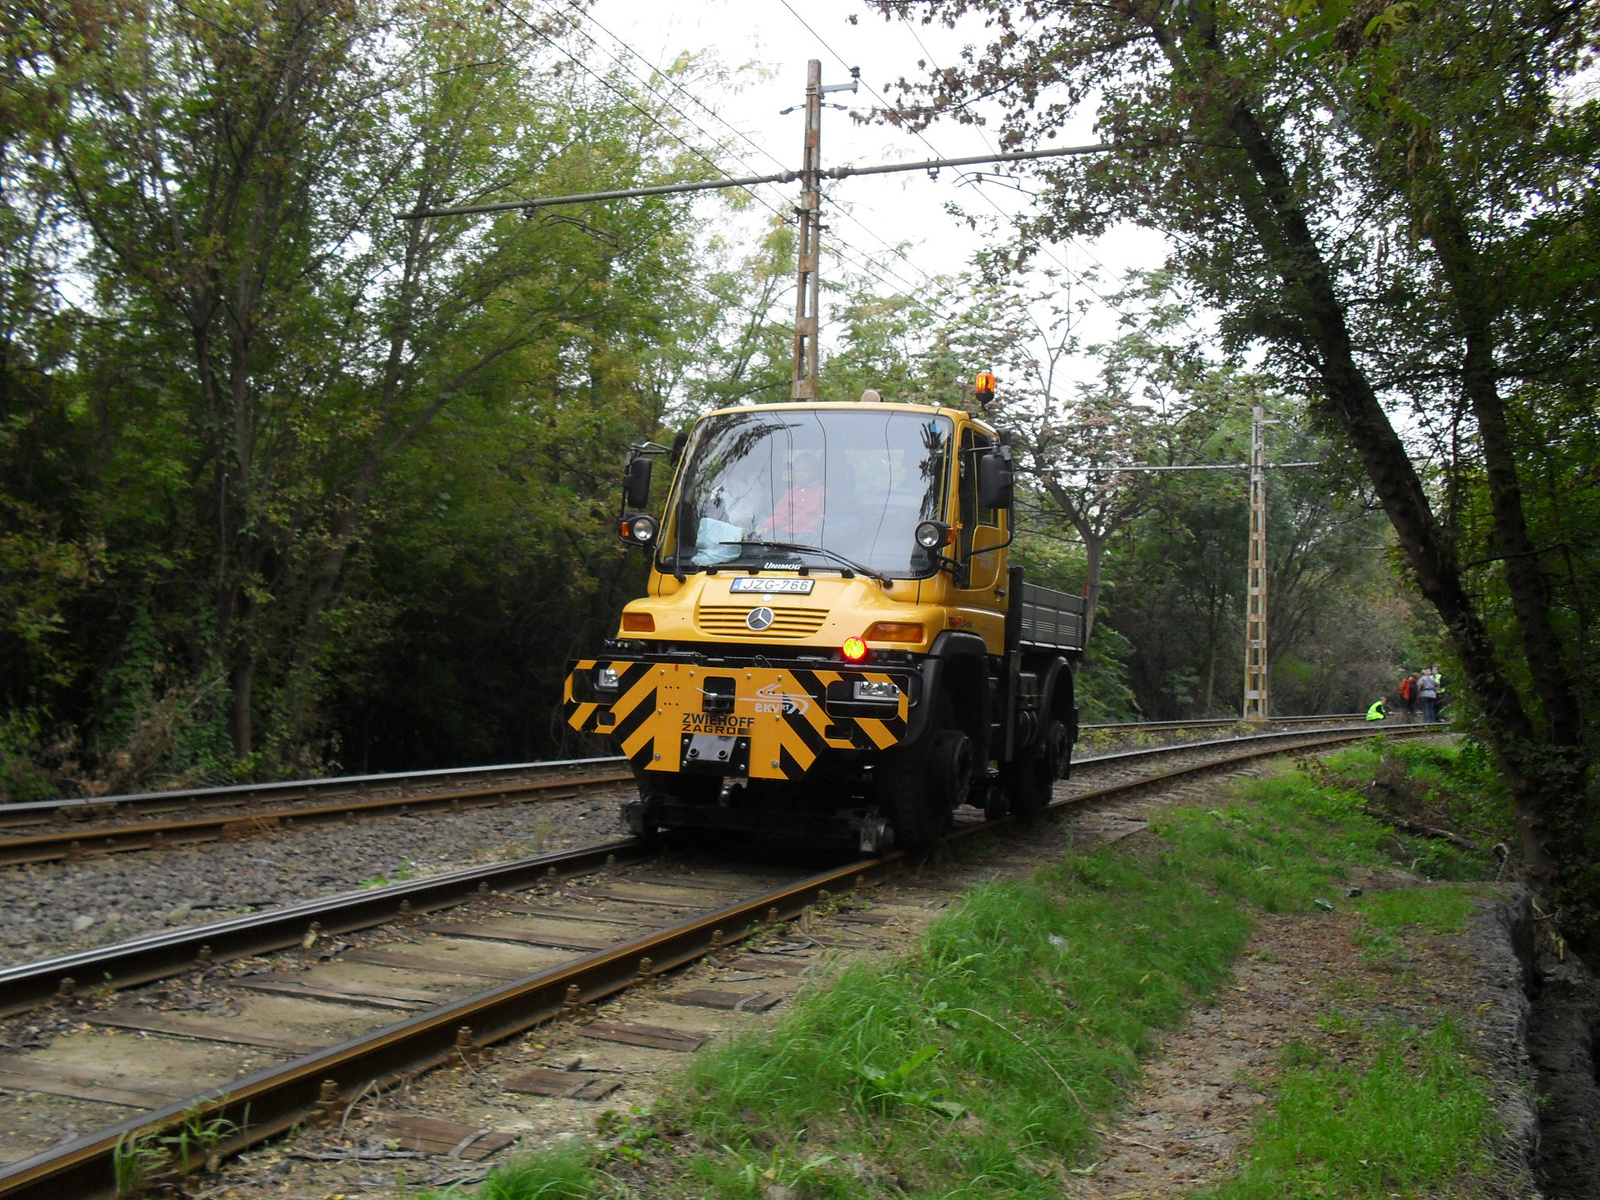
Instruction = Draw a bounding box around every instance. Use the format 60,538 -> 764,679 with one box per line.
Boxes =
661,408 -> 952,578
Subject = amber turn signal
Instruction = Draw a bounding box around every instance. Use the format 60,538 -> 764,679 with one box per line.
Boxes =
621,612 -> 655,632
864,622 -> 924,643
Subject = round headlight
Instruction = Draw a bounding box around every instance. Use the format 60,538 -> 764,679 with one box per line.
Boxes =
629,515 -> 658,543
914,521 -> 945,549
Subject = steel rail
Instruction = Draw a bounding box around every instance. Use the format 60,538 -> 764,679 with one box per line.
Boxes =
1065,724 -> 1441,806
1,715 -> 1382,826
1075,723 -> 1414,765
0,769 -> 635,867
0,755 -> 630,830
1083,713 -> 1368,731
0,722 -> 1386,866
0,724 -> 1429,1014
0,856 -> 885,1200
0,838 -> 645,1018
0,724 -> 1450,1199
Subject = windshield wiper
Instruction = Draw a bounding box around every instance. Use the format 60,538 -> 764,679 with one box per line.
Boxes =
721,540 -> 887,583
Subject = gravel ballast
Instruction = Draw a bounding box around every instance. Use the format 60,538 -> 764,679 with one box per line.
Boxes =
0,790 -> 633,966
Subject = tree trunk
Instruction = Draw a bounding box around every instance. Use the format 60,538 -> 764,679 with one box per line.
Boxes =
231,622 -> 255,760
1424,189 -> 1585,752
1147,9 -> 1572,899
1080,531 -> 1106,641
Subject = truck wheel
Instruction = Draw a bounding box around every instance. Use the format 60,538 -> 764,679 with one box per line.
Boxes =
1005,717 -> 1069,815
878,728 -> 957,850
625,771 -> 718,835
929,730 -> 975,812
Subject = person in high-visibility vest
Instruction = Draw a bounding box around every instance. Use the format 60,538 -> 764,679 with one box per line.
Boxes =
1366,698 -> 1388,721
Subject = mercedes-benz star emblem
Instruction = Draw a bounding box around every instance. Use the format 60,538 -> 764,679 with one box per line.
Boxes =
745,606 -> 775,632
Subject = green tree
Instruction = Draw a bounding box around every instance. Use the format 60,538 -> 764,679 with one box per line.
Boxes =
4,0 -> 719,785
881,0 -> 1600,942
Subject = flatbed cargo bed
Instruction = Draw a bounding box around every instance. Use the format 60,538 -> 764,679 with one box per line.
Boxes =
1017,580 -> 1087,653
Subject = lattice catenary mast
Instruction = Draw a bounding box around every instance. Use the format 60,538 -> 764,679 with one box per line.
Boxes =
1243,405 -> 1275,722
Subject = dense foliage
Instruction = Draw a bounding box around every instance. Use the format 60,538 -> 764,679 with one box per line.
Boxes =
0,0 -> 1510,863
2,0 -> 718,790
877,0 -> 1600,940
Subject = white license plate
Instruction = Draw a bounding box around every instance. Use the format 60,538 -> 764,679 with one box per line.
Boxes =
729,577 -> 814,594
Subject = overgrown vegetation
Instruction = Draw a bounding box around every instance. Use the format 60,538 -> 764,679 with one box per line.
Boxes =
3,4 -> 1457,799
1196,1018 -> 1493,1200
421,753 -> 1505,1199
877,0 -> 1600,944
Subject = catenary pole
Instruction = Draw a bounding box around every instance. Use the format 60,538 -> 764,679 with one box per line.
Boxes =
1061,411 -> 1305,722
1243,405 -> 1276,722
791,60 -> 824,400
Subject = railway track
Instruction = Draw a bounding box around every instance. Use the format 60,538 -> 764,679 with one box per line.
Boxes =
0,716 -> 1392,868
1085,712 -> 1366,732
0,766 -> 635,868
0,756 -> 632,835
0,723 -> 1443,1199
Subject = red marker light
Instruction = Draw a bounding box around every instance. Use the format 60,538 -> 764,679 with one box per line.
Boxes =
842,636 -> 868,662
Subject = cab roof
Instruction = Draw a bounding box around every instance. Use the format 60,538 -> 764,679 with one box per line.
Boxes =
700,399 -> 994,431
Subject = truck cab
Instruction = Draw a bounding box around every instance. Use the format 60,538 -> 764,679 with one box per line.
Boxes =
563,390 -> 1085,852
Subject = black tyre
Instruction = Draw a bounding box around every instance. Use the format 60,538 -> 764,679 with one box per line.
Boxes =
878,726 -> 960,850
1004,717 -> 1070,815
929,730 -> 975,812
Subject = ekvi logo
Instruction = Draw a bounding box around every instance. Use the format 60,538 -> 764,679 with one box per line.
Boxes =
751,681 -> 809,715
745,606 -> 775,632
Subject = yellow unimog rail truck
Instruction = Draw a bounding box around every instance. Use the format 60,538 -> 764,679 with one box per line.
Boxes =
562,381 -> 1087,852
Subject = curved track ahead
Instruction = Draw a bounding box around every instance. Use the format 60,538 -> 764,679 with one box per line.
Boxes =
0,715 -> 1386,867
0,723 -> 1441,1199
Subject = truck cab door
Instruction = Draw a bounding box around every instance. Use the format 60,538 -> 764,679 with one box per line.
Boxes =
951,427 -> 1006,650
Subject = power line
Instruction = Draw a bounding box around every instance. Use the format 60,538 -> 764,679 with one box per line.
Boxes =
537,0 -> 963,313
487,0 -> 923,311
778,0 -> 1131,318
448,6 -> 1022,330
892,11 -> 1001,158
563,2 -> 959,300
407,143 -> 1115,218
889,8 -> 1124,286
441,5 -> 964,387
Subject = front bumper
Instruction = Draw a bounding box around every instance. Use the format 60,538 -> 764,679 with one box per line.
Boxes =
564,658 -> 913,781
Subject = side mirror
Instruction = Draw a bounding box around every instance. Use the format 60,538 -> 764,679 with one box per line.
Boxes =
978,452 -> 1013,511
623,457 -> 653,509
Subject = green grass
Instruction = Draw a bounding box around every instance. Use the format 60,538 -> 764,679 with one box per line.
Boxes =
428,756 -> 1503,1200
1193,1019 -> 1493,1199
1305,738 -> 1515,876
664,863 -> 1250,1197
444,1144 -> 599,1199
357,863 -> 418,888
1357,886 -> 1480,933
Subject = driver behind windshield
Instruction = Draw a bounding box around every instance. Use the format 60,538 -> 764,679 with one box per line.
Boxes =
766,451 -> 836,544
671,409 -> 950,577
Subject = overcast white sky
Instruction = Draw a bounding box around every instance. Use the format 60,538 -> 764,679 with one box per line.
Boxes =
575,0 -> 1168,364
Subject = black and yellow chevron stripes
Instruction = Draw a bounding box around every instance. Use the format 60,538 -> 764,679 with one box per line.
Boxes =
562,660 -> 909,781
